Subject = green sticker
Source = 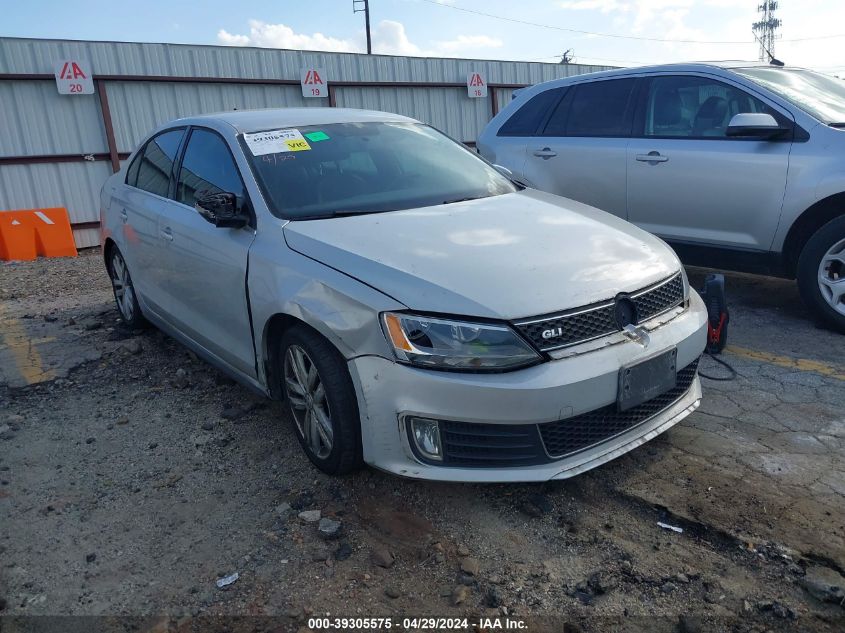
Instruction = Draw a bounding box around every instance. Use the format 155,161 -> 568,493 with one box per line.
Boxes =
305,131 -> 330,142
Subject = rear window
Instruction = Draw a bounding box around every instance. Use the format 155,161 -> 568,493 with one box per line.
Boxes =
560,78 -> 637,137
497,88 -> 565,137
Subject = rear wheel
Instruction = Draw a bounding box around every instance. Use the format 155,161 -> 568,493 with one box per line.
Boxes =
279,326 -> 363,475
797,215 -> 845,333
107,247 -> 146,329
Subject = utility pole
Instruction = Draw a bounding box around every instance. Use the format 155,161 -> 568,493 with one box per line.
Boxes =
752,1 -> 782,62
353,0 -> 372,54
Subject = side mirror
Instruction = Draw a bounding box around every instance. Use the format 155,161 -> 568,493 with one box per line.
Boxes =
726,113 -> 788,139
195,191 -> 249,229
493,164 -> 514,179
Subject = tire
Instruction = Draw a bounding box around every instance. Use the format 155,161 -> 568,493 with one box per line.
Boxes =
279,325 -> 363,475
107,246 -> 147,330
797,215 -> 845,333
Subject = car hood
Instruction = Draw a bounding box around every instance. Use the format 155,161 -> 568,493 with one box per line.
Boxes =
283,189 -> 681,320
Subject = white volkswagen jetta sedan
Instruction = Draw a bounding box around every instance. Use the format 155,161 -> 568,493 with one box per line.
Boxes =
100,108 -> 707,482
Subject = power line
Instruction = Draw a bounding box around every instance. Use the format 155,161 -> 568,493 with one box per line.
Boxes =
532,53 -> 649,66
418,0 -> 845,45
418,0 -> 749,44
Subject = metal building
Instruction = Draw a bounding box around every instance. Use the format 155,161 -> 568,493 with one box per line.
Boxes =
0,37 -> 612,248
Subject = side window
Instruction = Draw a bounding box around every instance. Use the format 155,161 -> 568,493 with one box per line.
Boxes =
176,129 -> 245,208
541,89 -> 574,136
134,129 -> 184,197
497,88 -> 565,136
561,78 -> 637,137
644,75 -> 777,138
125,152 -> 142,187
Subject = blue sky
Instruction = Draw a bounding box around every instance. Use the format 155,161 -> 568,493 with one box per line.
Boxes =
2,0 -> 842,72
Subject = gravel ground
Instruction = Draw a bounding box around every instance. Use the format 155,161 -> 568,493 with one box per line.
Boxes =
1,251 -> 844,633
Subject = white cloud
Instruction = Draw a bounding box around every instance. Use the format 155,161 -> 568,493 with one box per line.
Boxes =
558,0 -> 629,12
372,20 -> 422,56
434,34 -> 503,53
217,20 -> 355,52
217,19 -> 503,58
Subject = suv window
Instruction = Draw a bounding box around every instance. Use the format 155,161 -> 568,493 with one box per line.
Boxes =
176,129 -> 245,208
555,78 -> 637,137
498,88 -> 565,136
643,75 -> 776,138
134,129 -> 184,197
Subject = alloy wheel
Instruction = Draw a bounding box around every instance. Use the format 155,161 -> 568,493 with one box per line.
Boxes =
284,344 -> 333,459
818,237 -> 845,317
110,251 -> 136,322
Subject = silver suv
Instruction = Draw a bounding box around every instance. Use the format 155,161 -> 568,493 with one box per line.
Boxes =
478,62 -> 845,332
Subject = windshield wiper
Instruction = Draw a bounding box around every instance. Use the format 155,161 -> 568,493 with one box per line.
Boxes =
829,122 -> 845,128
293,209 -> 378,221
441,195 -> 489,205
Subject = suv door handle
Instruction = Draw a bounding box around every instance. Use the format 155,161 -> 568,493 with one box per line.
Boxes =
160,227 -> 173,241
636,152 -> 669,163
119,209 -> 128,222
533,147 -> 558,159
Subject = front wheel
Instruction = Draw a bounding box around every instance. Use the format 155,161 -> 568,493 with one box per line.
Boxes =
797,216 -> 845,333
280,326 -> 363,475
108,247 -> 147,329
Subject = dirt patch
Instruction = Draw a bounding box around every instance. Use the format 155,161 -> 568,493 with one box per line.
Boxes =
1,255 -> 844,631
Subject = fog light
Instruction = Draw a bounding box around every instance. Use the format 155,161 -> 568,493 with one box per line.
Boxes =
409,417 -> 442,461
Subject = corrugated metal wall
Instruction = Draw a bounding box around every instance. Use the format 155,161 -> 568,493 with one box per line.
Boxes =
0,37 -> 613,248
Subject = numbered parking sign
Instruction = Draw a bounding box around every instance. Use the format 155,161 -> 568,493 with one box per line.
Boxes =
300,67 -> 328,98
54,59 -> 94,95
467,72 -> 487,98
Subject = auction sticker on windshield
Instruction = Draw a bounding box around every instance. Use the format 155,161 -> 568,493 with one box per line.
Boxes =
304,130 -> 330,142
244,129 -> 311,155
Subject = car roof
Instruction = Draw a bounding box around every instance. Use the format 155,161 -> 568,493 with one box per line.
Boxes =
174,108 -> 418,134
552,61 -> 807,83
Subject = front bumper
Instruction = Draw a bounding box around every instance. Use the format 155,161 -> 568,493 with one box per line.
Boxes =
347,291 -> 708,482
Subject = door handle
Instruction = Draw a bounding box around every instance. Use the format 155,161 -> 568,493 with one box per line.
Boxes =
533,147 -> 558,159
636,151 -> 669,163
160,227 -> 173,241
119,208 -> 128,222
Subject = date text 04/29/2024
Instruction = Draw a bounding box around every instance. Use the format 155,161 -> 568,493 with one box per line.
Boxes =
306,617 -> 528,630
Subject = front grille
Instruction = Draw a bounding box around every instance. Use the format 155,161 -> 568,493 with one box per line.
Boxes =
437,421 -> 546,467
632,274 -> 685,322
514,273 -> 685,351
538,358 -> 699,459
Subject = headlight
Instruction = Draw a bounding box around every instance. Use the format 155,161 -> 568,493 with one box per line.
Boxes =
381,312 -> 540,371
680,267 -> 690,303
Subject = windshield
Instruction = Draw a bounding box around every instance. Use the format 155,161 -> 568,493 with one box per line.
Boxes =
734,67 -> 845,125
240,122 -> 517,220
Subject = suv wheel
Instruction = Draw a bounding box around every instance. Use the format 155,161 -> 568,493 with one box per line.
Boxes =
797,216 -> 845,333
108,247 -> 146,329
279,326 -> 363,475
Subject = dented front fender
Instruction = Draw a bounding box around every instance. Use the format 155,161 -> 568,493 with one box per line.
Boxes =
247,223 -> 405,388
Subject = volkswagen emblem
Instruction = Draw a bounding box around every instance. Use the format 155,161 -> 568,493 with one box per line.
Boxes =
614,296 -> 638,329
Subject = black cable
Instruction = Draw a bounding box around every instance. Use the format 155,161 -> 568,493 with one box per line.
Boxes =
698,352 -> 737,381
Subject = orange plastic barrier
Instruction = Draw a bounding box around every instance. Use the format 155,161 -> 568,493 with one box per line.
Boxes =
0,207 -> 78,261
